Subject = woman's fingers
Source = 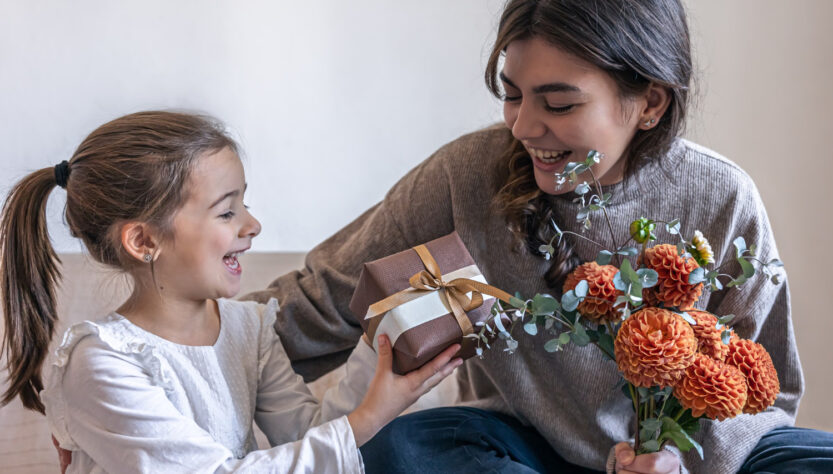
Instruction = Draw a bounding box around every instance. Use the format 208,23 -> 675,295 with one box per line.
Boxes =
375,334 -> 393,372
620,451 -> 678,474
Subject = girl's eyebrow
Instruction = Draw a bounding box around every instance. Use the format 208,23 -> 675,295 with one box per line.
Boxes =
209,184 -> 247,209
499,71 -> 583,94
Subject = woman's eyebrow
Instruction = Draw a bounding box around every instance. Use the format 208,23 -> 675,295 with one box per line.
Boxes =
499,71 -> 583,94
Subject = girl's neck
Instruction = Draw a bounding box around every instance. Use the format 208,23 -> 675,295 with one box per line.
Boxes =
117,286 -> 221,346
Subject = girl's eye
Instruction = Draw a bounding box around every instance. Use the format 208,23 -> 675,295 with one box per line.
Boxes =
546,104 -> 575,114
219,211 -> 235,221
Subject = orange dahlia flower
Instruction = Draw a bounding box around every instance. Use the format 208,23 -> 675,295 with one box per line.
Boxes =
563,262 -> 623,322
615,307 -> 698,388
726,339 -> 780,414
642,244 -> 704,309
673,353 -> 748,420
686,310 -> 730,362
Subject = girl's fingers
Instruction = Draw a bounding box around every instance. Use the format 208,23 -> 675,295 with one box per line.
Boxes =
376,334 -> 393,372
420,358 -> 463,392
411,344 -> 460,383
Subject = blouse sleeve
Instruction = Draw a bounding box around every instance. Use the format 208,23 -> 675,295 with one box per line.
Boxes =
55,335 -> 363,474
253,301 -> 376,446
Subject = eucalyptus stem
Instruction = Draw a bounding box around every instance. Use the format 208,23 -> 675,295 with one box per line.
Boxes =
674,407 -> 687,422
587,167 -> 620,255
628,383 -> 641,448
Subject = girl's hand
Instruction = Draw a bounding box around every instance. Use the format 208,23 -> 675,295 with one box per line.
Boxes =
613,442 -> 680,474
347,334 -> 462,447
52,435 -> 72,474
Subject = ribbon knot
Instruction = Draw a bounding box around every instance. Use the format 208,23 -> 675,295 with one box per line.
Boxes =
363,243 -> 512,346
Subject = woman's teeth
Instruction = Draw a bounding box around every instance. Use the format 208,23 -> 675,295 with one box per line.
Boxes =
528,147 -> 572,163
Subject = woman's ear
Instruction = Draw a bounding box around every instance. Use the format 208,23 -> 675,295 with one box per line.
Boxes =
120,222 -> 161,263
638,83 -> 672,130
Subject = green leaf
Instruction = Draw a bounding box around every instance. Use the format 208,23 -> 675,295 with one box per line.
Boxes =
596,250 -> 613,265
597,333 -> 615,360
523,322 -> 538,336
558,332 -> 571,344
510,296 -> 526,309
717,314 -> 736,325
613,271 -> 627,291
677,311 -> 696,325
688,267 -> 706,285
532,294 -> 559,316
733,236 -> 747,258
636,268 -> 659,288
768,258 -> 784,268
617,246 -> 639,257
739,257 -> 756,278
570,323 -> 590,346
666,219 -> 681,235
640,439 -> 661,453
575,182 -> 591,195
544,338 -> 561,352
562,290 -> 580,312
574,280 -> 589,298
642,417 -> 662,433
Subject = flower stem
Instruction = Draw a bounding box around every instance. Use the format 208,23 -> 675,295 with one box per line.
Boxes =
628,383 -> 641,449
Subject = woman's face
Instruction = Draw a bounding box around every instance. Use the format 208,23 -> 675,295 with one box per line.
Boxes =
501,37 -> 648,195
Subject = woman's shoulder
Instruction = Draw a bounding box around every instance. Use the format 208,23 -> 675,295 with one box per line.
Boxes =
430,124 -> 514,167
674,139 -> 759,192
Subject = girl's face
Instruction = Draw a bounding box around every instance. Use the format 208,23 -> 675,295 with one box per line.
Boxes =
154,147 -> 261,300
501,37 -> 646,195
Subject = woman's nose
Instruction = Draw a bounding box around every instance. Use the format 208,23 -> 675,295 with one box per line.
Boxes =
508,100 -> 546,141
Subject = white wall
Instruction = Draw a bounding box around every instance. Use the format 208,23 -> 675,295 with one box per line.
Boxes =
2,0 -> 832,432
0,0 -> 505,252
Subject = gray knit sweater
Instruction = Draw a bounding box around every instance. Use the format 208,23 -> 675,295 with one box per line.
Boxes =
245,126 -> 802,473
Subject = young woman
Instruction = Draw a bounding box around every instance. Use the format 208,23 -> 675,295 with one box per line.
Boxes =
243,1 -> 833,473
0,111 -> 462,473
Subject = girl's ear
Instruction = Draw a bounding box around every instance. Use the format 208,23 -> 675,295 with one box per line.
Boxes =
638,83 -> 672,130
120,222 -> 161,263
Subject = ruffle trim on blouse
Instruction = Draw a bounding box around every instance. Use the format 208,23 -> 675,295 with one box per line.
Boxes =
43,314 -> 174,449
256,298 -> 281,379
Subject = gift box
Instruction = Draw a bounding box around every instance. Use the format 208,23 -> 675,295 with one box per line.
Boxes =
349,231 -> 512,374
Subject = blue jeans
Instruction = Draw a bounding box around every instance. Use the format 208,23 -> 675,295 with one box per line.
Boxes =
359,407 -> 833,474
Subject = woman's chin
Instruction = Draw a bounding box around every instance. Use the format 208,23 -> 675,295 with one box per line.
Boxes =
534,169 -> 576,195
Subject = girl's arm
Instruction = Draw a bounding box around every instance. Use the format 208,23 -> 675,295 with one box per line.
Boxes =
54,337 -> 364,473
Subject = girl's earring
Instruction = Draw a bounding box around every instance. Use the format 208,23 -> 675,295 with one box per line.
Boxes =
143,253 -> 153,263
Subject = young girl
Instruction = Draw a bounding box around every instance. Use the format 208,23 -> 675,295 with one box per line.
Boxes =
0,111 -> 462,473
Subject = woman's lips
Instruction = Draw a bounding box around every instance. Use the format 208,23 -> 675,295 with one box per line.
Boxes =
527,146 -> 573,172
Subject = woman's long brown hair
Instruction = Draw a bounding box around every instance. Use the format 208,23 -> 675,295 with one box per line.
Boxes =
1,111 -> 236,413
488,0 -> 693,288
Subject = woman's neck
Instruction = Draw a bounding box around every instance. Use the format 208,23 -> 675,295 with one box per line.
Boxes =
117,285 -> 221,346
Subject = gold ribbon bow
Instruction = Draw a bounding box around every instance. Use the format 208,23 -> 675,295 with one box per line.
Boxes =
364,244 -> 513,345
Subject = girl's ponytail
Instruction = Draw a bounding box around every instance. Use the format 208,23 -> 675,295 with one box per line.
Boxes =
1,166 -> 65,414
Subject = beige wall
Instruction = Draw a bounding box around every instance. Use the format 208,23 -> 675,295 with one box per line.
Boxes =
684,0 -> 833,430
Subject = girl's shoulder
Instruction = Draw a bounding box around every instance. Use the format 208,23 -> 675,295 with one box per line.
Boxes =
216,297 -> 280,340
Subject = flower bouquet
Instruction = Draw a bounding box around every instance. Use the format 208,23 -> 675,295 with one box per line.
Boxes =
468,151 -> 784,459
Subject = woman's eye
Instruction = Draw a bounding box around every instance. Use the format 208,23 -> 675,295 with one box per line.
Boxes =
219,211 -> 235,221
546,104 -> 574,114
502,93 -> 522,102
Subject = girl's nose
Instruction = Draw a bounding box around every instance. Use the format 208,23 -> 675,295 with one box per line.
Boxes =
241,210 -> 261,238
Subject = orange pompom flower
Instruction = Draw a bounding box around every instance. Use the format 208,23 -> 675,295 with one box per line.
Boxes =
673,353 -> 748,420
615,307 -> 698,388
686,310 -> 730,362
563,262 -> 623,322
726,339 -> 780,414
642,244 -> 704,309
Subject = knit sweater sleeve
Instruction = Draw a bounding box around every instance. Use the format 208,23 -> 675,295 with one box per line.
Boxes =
681,164 -> 802,474
241,137 -> 461,381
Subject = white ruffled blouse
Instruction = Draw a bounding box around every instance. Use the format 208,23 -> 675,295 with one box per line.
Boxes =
41,298 -> 375,473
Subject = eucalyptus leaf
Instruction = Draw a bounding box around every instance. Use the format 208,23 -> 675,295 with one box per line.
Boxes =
688,267 -> 706,285
597,250 -> 613,265
575,182 -> 591,195
768,258 -> 784,268
574,280 -> 589,298
733,236 -> 748,258
532,294 -> 560,316
617,246 -> 639,257
642,418 -> 662,432
721,329 -> 732,344
558,332 -> 571,344
717,314 -> 736,325
570,324 -> 590,346
677,311 -> 696,325
621,259 -> 640,283
636,268 -> 659,288
562,290 -> 580,312
493,313 -> 509,336
523,322 -> 538,336
544,338 -> 561,352
739,257 -> 756,278
613,271 -> 627,291
510,296 -> 526,309
666,219 -> 681,235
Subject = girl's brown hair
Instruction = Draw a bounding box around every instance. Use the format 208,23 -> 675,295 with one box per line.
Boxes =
1,111 -> 237,413
488,0 -> 693,288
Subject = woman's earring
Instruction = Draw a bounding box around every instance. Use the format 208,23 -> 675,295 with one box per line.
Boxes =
143,253 -> 153,263
643,118 -> 656,128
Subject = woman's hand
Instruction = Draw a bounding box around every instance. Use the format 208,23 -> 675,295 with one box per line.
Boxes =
613,442 -> 679,474
347,334 -> 462,447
